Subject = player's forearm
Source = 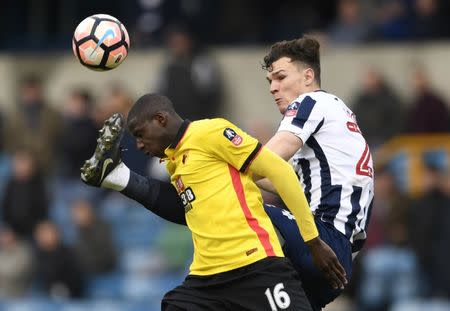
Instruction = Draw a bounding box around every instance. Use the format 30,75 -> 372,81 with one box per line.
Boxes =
121,170 -> 187,225
266,162 -> 318,242
249,148 -> 319,241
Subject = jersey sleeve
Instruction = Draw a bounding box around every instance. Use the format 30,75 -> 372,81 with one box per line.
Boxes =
202,119 -> 262,172
277,95 -> 325,144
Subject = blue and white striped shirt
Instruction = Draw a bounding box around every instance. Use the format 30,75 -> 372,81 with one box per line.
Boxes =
278,91 -> 374,252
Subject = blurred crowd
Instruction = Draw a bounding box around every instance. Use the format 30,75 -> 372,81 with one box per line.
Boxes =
0,28 -> 449,310
0,1 -> 449,311
0,26 -> 221,304
2,0 -> 450,50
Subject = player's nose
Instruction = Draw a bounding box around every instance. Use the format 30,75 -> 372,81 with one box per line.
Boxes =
270,81 -> 279,94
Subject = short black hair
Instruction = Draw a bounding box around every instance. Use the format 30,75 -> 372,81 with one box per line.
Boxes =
127,93 -> 175,127
263,36 -> 321,85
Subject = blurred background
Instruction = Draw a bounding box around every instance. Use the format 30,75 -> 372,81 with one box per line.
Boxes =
0,0 -> 449,310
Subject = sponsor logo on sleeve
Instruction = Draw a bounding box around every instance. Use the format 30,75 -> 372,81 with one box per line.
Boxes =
223,128 -> 243,146
284,102 -> 299,117
175,176 -> 185,192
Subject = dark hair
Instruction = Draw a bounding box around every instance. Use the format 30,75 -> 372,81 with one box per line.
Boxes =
127,93 -> 176,126
263,37 -> 321,85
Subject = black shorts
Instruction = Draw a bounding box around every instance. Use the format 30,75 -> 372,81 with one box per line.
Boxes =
161,257 -> 312,311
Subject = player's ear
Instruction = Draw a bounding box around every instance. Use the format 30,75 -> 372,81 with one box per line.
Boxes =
304,68 -> 315,86
153,111 -> 168,127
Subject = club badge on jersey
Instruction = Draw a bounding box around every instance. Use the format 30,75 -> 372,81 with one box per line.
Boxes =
284,102 -> 299,117
223,128 -> 243,146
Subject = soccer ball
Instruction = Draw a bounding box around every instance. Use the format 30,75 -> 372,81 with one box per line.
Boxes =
72,14 -> 130,71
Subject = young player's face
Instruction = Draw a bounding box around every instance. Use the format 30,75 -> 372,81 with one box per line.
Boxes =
266,57 -> 309,114
129,118 -> 168,158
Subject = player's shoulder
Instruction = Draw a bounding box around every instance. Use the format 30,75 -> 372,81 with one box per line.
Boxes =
291,91 -> 346,113
190,118 -> 237,138
299,90 -> 344,105
191,118 -> 234,130
190,118 -> 251,149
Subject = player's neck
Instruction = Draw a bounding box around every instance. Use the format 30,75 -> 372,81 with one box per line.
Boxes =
309,83 -> 321,92
301,85 -> 321,95
166,116 -> 187,149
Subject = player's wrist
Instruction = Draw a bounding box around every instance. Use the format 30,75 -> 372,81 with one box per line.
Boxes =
305,236 -> 321,248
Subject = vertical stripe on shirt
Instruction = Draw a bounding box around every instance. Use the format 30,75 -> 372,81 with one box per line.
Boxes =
228,165 -> 275,256
298,158 -> 312,205
345,186 -> 362,239
306,137 -> 342,226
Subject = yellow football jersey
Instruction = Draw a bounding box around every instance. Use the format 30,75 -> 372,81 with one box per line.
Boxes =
164,118 -> 284,275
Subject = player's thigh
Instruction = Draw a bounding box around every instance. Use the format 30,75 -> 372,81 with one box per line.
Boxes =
225,257 -> 313,311
265,205 -> 352,309
264,204 -> 352,276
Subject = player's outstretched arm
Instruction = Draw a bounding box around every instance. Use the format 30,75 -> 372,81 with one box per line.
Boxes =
249,147 -> 317,241
121,170 -> 187,225
248,147 -> 347,289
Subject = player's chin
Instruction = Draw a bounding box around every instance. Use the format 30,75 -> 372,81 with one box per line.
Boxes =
277,105 -> 287,115
276,102 -> 287,114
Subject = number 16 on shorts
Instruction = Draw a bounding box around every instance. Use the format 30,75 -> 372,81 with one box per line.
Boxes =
265,283 -> 291,310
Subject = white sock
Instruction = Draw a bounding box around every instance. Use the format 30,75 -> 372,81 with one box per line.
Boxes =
101,162 -> 130,191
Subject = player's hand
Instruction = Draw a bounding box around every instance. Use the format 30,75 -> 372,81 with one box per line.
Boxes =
306,237 -> 348,290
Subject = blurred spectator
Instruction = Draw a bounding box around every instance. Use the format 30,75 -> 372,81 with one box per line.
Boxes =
364,164 -> 409,250
372,0 -> 413,41
3,75 -> 61,173
58,88 -> 98,179
0,226 -> 33,298
93,83 -> 132,126
327,0 -> 371,44
157,24 -> 223,121
71,199 -> 117,276
154,223 -> 192,274
411,0 -> 449,40
0,109 -> 4,153
357,188 -> 421,311
408,155 -> 450,297
405,66 -> 449,133
96,83 -> 150,176
1,149 -> 48,238
351,68 -> 405,148
34,221 -> 85,299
